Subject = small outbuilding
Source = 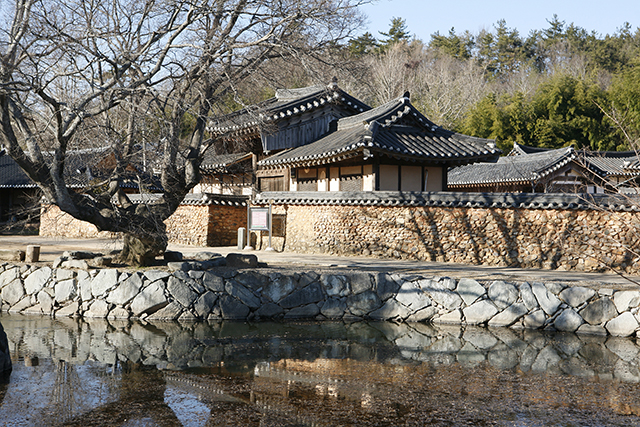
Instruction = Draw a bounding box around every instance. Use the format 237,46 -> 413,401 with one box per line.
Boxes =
448,142 -> 640,194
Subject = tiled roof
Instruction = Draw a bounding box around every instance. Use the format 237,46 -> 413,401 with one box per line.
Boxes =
581,151 -> 640,177
255,191 -> 640,212
448,147 -> 576,187
509,143 -> 640,177
258,96 -> 500,168
207,83 -> 370,136
0,147 -> 160,190
0,149 -> 34,188
200,152 -> 253,172
128,192 -> 248,206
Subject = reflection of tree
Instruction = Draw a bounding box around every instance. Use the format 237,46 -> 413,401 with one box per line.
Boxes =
60,360 -> 182,427
50,361 -> 82,424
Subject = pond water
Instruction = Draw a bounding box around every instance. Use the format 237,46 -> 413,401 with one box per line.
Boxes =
1,314 -> 640,426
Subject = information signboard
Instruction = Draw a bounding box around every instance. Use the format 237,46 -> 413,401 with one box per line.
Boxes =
248,207 -> 270,231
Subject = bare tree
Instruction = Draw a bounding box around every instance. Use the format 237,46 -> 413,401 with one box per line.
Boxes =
0,0 -> 367,265
365,42 -> 487,129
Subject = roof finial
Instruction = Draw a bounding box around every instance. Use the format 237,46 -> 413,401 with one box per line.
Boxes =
403,90 -> 410,101
328,76 -> 339,90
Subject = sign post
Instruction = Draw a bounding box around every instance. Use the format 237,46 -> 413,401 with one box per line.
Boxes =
245,205 -> 272,251
265,200 -> 275,252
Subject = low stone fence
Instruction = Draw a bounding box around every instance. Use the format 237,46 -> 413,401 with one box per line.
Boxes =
1,261 -> 639,337
255,191 -> 640,274
40,193 -> 248,247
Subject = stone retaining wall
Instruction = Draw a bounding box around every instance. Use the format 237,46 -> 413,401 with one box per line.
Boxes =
254,192 -> 640,275
1,262 -> 639,337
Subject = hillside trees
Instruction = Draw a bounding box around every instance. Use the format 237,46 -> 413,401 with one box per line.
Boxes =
350,16 -> 640,151
0,0 -> 368,265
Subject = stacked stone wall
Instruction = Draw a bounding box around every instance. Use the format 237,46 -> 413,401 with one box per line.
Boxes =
164,205 -> 211,246
40,204 -> 246,247
40,205 -> 117,239
1,261 -> 640,337
260,205 -> 640,274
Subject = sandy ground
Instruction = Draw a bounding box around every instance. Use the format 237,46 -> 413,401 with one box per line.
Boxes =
0,235 -> 638,287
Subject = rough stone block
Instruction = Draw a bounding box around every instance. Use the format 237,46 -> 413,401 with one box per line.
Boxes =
488,303 -> 528,327
279,282 -> 323,309
218,295 -> 250,319
579,298 -> 618,325
606,312 -> 639,337
0,268 -> 20,289
347,291 -> 382,317
24,267 -> 52,295
130,282 -> 168,317
55,279 -> 77,304
456,278 -> 486,306
255,302 -> 284,318
559,286 -> 596,308
91,269 -> 119,297
106,273 -> 143,306
531,282 -> 561,316
463,300 -> 498,325
167,276 -> 198,308
147,302 -> 183,321
319,299 -> 345,319
419,279 -> 462,310
284,303 -> 319,319
264,274 -> 295,303
523,309 -> 546,329
2,279 -> 24,306
432,309 -> 462,324
396,281 -> 432,311
63,250 -> 101,260
85,299 -> 110,318
144,270 -> 171,283
225,253 -> 258,268
193,252 -> 223,261
225,280 -> 260,309
369,299 -> 411,320
201,271 -> 225,292
322,274 -> 350,297
54,301 -> 79,318
488,281 -> 518,310
60,260 -> 90,270
553,308 -> 583,332
406,306 -> 438,322
613,290 -> 640,313
193,291 -> 217,319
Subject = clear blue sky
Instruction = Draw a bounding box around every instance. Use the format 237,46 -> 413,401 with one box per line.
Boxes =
359,0 -> 639,41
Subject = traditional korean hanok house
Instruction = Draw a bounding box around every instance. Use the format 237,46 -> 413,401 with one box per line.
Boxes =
0,148 -> 38,224
205,80 -> 371,193
2,146 -> 161,226
448,142 -> 640,194
192,152 -> 256,196
256,93 -> 500,192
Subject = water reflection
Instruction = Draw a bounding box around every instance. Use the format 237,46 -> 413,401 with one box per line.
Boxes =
1,314 -> 640,426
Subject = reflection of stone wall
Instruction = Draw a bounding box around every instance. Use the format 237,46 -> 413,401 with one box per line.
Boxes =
259,204 -> 640,274
5,316 -> 640,388
40,203 -> 246,247
1,262 -> 640,337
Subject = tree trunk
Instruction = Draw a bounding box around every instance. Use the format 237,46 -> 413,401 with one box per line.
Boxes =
118,232 -> 168,267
